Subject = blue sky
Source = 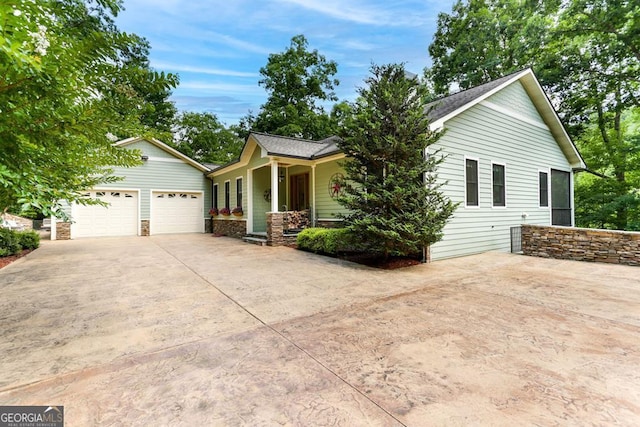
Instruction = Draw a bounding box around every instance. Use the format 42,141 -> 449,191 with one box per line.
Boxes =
115,0 -> 456,125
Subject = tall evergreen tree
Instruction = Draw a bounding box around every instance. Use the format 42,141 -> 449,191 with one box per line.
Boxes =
338,64 -> 457,259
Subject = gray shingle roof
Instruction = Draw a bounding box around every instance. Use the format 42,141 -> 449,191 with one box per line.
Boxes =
251,132 -> 341,159
426,70 -> 524,122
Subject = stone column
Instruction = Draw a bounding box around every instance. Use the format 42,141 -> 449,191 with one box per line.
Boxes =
267,212 -> 284,246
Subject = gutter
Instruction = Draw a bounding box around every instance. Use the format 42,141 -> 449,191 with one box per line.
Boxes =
573,167 -> 608,179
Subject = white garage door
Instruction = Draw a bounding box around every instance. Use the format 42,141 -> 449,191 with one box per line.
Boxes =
151,192 -> 203,234
72,190 -> 138,238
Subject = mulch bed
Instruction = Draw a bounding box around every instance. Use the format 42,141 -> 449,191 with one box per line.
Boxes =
292,244 -> 423,270
0,249 -> 34,269
339,253 -> 422,269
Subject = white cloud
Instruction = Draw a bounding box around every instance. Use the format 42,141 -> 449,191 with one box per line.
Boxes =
152,62 -> 258,77
179,82 -> 263,95
275,0 -> 430,26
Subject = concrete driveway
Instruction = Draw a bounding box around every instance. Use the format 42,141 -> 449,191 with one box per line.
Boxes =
1,235 -> 639,426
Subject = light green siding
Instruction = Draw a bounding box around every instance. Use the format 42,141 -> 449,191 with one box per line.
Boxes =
314,160 -> 348,219
430,81 -> 572,260
252,167 -> 271,232
63,140 -> 211,222
108,140 -> 211,220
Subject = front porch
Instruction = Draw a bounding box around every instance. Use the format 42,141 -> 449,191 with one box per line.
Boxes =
209,132 -> 346,246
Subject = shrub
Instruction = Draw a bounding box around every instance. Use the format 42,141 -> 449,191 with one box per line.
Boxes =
0,228 -> 22,257
297,228 -> 357,255
18,230 -> 40,250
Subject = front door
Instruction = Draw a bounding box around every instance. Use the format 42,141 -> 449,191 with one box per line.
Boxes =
551,169 -> 572,226
290,173 -> 309,211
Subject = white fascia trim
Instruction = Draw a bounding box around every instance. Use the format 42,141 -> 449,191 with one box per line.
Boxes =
428,69 -> 532,131
480,100 -> 549,130
115,137 -> 210,172
523,77 -> 586,170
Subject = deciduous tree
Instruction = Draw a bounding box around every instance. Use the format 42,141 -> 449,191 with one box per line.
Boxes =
253,34 -> 339,139
0,0 -> 177,218
172,112 -> 243,165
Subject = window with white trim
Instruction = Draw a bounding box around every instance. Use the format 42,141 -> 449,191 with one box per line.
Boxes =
213,184 -> 218,209
539,171 -> 549,207
492,163 -> 506,207
224,181 -> 230,209
465,158 -> 479,207
236,177 -> 243,208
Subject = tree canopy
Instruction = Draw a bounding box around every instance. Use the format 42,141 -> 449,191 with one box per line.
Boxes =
0,0 -> 178,218
251,34 -> 340,140
425,0 -> 640,230
172,112 -> 243,166
338,64 -> 457,258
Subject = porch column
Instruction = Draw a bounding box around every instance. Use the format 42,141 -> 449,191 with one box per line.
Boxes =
270,161 -> 279,212
311,164 -> 316,227
247,169 -> 253,233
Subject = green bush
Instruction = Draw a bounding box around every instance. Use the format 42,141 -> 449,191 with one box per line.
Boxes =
18,230 -> 40,250
297,228 -> 356,255
0,228 -> 22,257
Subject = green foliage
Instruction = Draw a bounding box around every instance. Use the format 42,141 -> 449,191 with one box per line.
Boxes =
296,228 -> 355,255
17,229 -> 40,250
338,64 -> 458,259
172,112 -> 243,165
426,0 -> 640,230
0,228 -> 21,257
426,0 -> 553,95
252,35 -> 340,139
575,108 -> 640,230
0,0 -> 178,218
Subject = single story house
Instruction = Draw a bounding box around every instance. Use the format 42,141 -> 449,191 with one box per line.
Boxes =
52,137 -> 212,240
208,68 -> 586,260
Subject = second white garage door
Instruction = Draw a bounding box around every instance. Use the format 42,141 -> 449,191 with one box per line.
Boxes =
151,191 -> 203,234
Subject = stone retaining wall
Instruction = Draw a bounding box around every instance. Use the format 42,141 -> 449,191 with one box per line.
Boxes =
212,218 -> 246,238
522,225 -> 640,266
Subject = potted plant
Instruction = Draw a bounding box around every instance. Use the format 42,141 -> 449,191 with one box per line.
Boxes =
209,207 -> 219,217
219,207 -> 231,216
232,206 -> 243,217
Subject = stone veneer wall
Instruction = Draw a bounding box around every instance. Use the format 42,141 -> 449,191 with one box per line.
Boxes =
212,218 -> 246,238
204,218 -> 212,234
266,213 -> 297,246
522,225 -> 640,266
140,220 -> 150,236
56,222 -> 71,240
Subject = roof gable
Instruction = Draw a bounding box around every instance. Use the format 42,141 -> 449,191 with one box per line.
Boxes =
427,69 -> 585,168
250,132 -> 341,159
115,137 -> 211,172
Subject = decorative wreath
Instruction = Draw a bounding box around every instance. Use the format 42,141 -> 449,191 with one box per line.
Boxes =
263,188 -> 271,202
328,173 -> 345,198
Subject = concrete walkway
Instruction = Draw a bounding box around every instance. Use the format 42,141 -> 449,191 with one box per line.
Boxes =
1,234 -> 639,426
